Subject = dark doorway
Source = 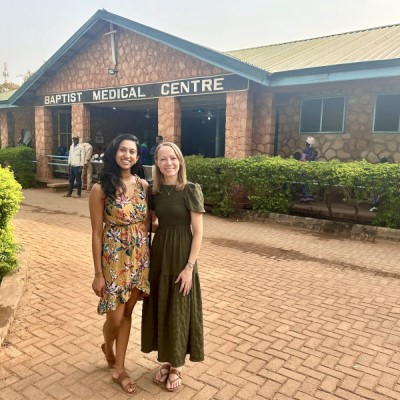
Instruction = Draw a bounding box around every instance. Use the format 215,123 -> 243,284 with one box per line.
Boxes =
181,108 -> 225,157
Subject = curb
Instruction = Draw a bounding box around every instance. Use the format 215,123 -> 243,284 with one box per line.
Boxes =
234,211 -> 400,242
0,254 -> 28,346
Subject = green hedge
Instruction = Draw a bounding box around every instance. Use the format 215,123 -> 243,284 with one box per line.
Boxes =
0,166 -> 23,279
185,156 -> 400,228
0,146 -> 37,188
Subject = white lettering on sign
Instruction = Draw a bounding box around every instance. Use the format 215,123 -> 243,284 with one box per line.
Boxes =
92,87 -> 146,101
40,75 -> 243,106
44,92 -> 83,105
160,77 -> 225,96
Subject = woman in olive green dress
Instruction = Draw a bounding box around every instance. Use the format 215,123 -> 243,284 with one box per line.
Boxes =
141,142 -> 204,392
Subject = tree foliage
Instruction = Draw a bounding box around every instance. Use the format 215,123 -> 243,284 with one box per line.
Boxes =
0,81 -> 19,92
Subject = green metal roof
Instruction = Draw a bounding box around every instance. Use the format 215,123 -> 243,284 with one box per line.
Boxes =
0,89 -> 17,102
226,24 -> 400,73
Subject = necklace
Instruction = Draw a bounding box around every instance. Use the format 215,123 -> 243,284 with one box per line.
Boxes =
163,185 -> 175,195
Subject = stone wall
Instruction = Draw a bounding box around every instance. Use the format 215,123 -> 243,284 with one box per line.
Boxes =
12,108 -> 35,147
35,107 -> 54,180
225,91 -> 253,158
0,108 -> 34,148
0,111 -> 7,148
36,27 -> 224,95
277,78 -> 400,162
252,87 -> 275,155
158,97 -> 181,144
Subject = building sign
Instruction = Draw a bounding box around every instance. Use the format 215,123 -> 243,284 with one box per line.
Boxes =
36,74 -> 249,106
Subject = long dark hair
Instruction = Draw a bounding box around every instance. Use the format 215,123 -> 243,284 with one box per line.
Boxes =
100,134 -> 141,199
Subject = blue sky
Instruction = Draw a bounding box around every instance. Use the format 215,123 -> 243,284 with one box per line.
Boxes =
1,0 -> 400,84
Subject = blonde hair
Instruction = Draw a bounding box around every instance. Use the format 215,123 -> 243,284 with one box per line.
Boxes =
152,142 -> 187,193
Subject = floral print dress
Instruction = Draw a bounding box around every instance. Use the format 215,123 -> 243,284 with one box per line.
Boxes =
97,177 -> 150,314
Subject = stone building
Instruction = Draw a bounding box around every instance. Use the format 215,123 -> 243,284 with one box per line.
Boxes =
1,9 -> 400,181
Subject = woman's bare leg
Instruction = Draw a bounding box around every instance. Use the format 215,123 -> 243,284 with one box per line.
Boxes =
113,288 -> 141,374
102,289 -> 141,372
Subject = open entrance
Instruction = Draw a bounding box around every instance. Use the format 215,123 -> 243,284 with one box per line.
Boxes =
50,95 -> 227,159
180,94 -> 226,158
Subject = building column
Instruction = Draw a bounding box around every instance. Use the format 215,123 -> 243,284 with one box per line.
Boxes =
0,111 -> 7,148
252,90 -> 275,155
35,106 -> 53,180
225,90 -> 253,158
158,97 -> 181,145
72,103 -> 90,140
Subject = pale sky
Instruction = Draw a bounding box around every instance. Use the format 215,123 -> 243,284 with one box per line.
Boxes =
1,0 -> 400,84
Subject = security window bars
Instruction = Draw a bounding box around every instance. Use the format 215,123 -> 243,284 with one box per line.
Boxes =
374,94 -> 400,133
300,97 -> 345,133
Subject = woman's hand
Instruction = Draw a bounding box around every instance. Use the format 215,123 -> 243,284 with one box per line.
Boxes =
175,266 -> 193,296
92,274 -> 106,297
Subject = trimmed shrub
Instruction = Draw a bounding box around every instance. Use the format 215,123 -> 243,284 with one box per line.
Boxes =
0,166 -> 23,279
0,146 -> 37,188
185,156 -> 400,229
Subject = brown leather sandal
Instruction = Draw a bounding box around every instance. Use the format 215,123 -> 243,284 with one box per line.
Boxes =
153,363 -> 170,385
165,368 -> 182,392
101,343 -> 115,368
113,370 -> 137,395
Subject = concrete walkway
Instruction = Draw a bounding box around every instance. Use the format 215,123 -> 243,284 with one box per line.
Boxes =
1,188 -> 400,399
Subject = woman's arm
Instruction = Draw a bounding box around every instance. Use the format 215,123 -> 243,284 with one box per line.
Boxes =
89,183 -> 106,297
187,211 -> 203,265
141,178 -> 150,232
175,211 -> 203,296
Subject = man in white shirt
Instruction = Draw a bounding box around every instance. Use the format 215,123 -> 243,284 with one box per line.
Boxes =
81,137 -> 93,191
63,134 -> 84,198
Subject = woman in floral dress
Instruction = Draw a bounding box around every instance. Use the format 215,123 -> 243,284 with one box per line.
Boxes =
90,134 -> 150,395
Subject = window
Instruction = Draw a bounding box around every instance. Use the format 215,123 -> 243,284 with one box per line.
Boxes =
374,94 -> 400,132
58,110 -> 72,149
300,97 -> 345,133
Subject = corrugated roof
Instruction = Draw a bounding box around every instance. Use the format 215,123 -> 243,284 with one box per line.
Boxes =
226,24 -> 400,73
0,89 -> 17,102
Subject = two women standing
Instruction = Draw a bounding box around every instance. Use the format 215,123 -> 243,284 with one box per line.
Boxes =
89,135 -> 204,394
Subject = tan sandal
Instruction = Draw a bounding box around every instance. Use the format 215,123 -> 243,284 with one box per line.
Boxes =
165,368 -> 182,392
153,363 -> 170,385
113,370 -> 137,395
101,343 -> 115,368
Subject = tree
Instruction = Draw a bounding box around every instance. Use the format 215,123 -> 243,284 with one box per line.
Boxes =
0,82 -> 20,92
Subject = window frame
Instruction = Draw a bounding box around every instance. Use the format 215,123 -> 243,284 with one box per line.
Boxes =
299,96 -> 346,134
58,110 -> 72,149
373,93 -> 400,133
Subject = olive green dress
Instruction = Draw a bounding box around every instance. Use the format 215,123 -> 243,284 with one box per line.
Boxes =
141,182 -> 205,367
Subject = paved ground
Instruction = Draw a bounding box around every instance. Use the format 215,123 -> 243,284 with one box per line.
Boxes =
1,188 -> 400,399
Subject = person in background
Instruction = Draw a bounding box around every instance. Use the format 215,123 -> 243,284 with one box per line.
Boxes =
300,136 -> 318,202
149,135 -> 164,164
63,134 -> 85,198
90,134 -> 150,395
140,139 -> 151,165
141,142 -> 205,393
82,137 -> 93,191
